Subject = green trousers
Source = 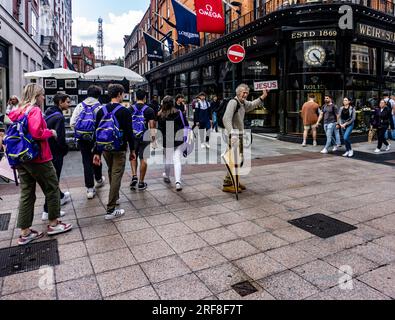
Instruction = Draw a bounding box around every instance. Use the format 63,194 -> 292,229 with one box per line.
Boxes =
17,161 -> 60,230
103,151 -> 126,212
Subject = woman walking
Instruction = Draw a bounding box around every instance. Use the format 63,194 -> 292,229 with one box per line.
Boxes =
8,84 -> 72,245
158,96 -> 185,191
338,97 -> 356,157
371,99 -> 395,153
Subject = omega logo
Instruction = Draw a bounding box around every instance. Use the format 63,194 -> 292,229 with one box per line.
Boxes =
199,4 -> 223,19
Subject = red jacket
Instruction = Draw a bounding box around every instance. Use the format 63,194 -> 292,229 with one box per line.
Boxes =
9,106 -> 54,163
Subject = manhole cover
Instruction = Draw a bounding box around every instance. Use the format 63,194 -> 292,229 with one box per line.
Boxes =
0,240 -> 60,277
0,213 -> 11,231
232,281 -> 258,297
289,214 -> 357,239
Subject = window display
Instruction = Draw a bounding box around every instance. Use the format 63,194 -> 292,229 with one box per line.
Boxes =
350,44 -> 377,75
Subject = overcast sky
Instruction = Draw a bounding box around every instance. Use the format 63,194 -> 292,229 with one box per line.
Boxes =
72,0 -> 150,59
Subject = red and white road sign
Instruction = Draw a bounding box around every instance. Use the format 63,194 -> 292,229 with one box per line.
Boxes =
227,44 -> 245,64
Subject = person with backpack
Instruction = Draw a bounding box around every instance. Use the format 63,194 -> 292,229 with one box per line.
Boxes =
371,99 -> 394,153
338,97 -> 356,158
93,84 -> 136,220
195,92 -> 212,149
158,96 -> 187,192
221,84 -> 268,193
149,95 -> 160,120
70,85 -> 105,199
210,95 -> 220,133
316,95 -> 340,154
42,93 -> 71,220
7,84 -> 72,245
129,89 -> 156,191
383,93 -> 395,140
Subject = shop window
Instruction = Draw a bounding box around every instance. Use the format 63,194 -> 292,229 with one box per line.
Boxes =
289,40 -> 337,72
190,70 -> 200,86
174,73 -> 187,87
350,44 -> 376,75
202,66 -> 215,84
242,59 -> 271,80
384,51 -> 395,77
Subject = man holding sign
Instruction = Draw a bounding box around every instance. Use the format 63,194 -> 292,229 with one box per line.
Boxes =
222,84 -> 268,194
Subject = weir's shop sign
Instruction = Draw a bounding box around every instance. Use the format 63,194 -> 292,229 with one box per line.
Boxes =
356,23 -> 395,43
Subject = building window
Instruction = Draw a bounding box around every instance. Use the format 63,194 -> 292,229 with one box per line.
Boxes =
31,10 -> 38,37
384,51 -> 395,77
350,44 -> 376,75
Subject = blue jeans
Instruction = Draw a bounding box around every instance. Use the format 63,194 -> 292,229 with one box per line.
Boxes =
324,123 -> 337,150
342,124 -> 354,151
335,127 -> 341,146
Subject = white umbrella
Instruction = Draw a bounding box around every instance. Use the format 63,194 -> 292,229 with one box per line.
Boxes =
84,65 -> 145,83
24,68 -> 81,80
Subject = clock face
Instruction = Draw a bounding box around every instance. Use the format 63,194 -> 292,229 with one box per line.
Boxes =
304,45 -> 326,66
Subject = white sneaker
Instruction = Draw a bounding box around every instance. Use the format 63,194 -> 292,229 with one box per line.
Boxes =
348,150 -> 354,158
60,192 -> 71,206
205,143 -> 210,149
105,209 -> 125,221
42,211 -> 66,221
374,148 -> 381,153
302,142 -> 307,147
313,141 -> 317,147
95,176 -> 106,189
332,146 -> 338,152
386,144 -> 391,151
201,143 -> 206,149
87,188 -> 96,199
176,182 -> 183,192
47,221 -> 72,236
320,149 -> 328,154
342,151 -> 349,157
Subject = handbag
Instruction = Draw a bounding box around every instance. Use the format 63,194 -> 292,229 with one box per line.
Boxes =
368,127 -> 377,143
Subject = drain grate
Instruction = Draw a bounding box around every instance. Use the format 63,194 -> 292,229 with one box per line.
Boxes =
289,214 -> 357,239
0,213 -> 11,231
232,281 -> 258,297
0,240 -> 60,277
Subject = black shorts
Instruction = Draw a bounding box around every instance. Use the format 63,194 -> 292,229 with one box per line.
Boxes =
134,139 -> 150,160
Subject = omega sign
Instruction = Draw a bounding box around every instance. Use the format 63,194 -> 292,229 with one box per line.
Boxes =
199,4 -> 223,19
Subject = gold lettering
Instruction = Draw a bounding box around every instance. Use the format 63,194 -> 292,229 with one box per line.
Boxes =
309,31 -> 316,37
253,36 -> 258,45
366,26 -> 372,36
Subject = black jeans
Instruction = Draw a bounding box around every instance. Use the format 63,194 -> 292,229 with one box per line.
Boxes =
377,127 -> 390,149
43,153 -> 64,213
79,140 -> 102,188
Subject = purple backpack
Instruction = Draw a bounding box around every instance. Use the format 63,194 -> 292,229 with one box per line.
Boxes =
95,104 -> 123,152
75,102 -> 101,141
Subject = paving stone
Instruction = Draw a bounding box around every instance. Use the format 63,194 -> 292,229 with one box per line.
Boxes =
155,222 -> 193,239
351,242 -> 395,265
165,233 -> 207,254
235,253 -> 287,281
293,260 -> 341,290
198,227 -> 238,245
195,263 -> 248,295
180,247 -> 227,272
81,223 -> 119,240
304,292 -> 335,300
373,236 -> 395,251
214,240 -> 259,261
325,280 -> 390,300
226,221 -> 265,238
85,234 -> 127,255
323,250 -> 379,277
365,214 -> 395,234
58,241 -> 88,262
141,255 -> 191,283
1,287 -> 56,300
57,276 -> 102,300
357,264 -> 395,299
184,217 -> 222,232
130,240 -> 175,263
154,274 -> 212,300
55,257 -> 94,283
97,265 -> 149,297
266,245 -> 316,269
258,270 -> 319,300
123,228 -> 162,247
273,226 -> 314,243
115,218 -> 151,233
254,216 -> 290,231
105,286 -> 159,300
90,248 -> 137,274
245,232 -> 289,252
145,213 -> 180,227
217,288 -> 275,300
2,268 -> 53,296
212,212 -> 246,226
236,208 -> 272,220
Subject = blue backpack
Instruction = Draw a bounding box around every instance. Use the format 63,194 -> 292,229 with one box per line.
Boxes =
74,102 -> 101,141
4,110 -> 39,167
45,111 -> 64,123
95,104 -> 124,152
132,104 -> 149,139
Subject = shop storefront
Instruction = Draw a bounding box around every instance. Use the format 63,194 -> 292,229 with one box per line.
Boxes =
145,3 -> 395,138
0,42 -> 8,114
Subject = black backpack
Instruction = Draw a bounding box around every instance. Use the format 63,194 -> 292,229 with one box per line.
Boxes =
217,98 -> 241,129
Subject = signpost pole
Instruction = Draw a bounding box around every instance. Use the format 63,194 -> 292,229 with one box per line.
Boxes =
232,63 -> 236,94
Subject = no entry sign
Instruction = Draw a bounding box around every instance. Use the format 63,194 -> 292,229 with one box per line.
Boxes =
227,44 -> 245,64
